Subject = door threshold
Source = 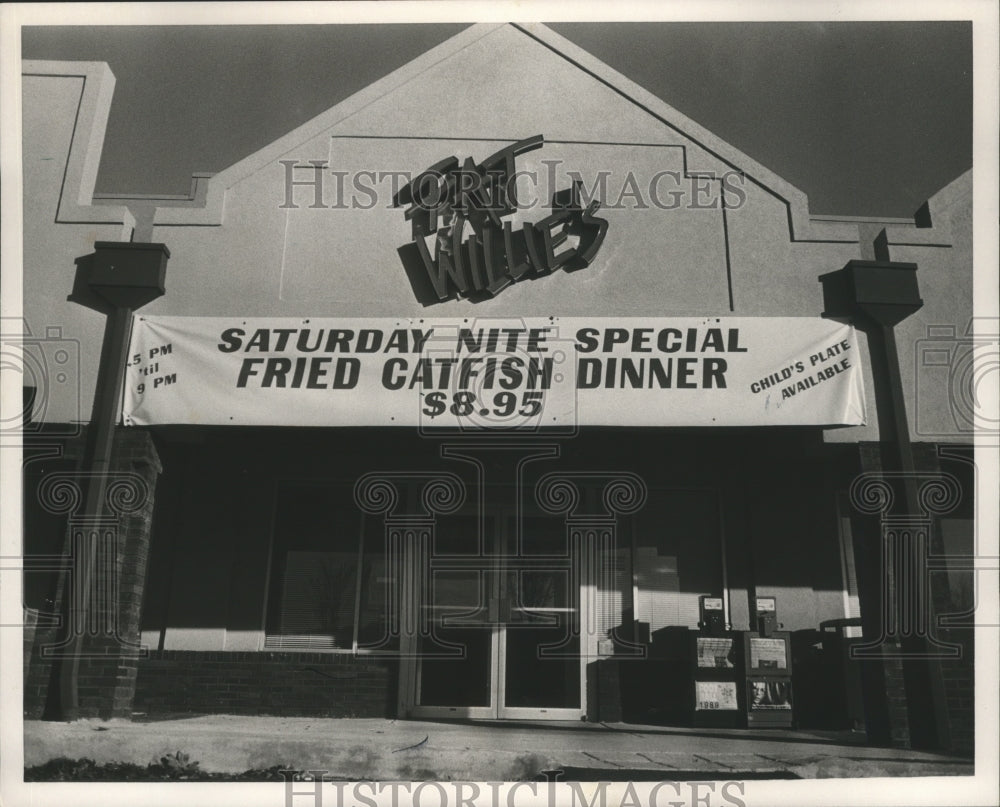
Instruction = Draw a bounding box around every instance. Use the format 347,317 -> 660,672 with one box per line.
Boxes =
408,716 -> 595,731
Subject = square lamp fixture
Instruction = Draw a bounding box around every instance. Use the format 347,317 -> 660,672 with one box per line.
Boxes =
819,259 -> 923,327
87,241 -> 170,309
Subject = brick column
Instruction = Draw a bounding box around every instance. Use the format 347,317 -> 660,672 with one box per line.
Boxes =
25,427 -> 161,720
912,444 -> 975,758
854,441 -> 967,751
854,442 -> 910,747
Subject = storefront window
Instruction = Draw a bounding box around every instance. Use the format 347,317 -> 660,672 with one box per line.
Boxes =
264,482 -> 363,650
355,516 -> 397,651
938,451 -> 977,615
634,488 -> 724,631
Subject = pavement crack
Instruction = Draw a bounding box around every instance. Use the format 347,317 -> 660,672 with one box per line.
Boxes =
582,751 -> 623,768
753,753 -> 789,766
635,752 -> 675,769
391,735 -> 428,754
692,754 -> 737,770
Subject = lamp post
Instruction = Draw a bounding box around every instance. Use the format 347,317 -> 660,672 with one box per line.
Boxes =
819,259 -> 951,750
56,241 -> 169,720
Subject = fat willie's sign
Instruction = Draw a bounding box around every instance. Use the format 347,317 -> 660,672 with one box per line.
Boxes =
394,135 -> 609,302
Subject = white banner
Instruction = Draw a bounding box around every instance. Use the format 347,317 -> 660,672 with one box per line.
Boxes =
122,316 -> 866,429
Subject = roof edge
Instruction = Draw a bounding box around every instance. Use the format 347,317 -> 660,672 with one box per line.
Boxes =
23,27 -> 964,248
22,60 -> 134,238
510,23 -> 859,244
153,23 -> 502,227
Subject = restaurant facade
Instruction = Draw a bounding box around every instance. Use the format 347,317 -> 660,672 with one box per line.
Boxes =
19,23 -> 976,755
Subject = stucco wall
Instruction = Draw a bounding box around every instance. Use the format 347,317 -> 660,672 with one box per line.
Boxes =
20,24 -> 972,444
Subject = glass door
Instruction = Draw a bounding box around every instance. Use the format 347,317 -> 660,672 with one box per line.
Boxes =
410,515 -> 499,718
497,558 -> 584,719
407,515 -> 586,720
412,566 -> 499,718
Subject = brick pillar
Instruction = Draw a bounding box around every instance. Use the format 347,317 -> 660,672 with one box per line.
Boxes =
854,442 -> 911,747
25,427 -> 161,720
881,655 -> 912,747
913,444 -> 976,758
854,441 -> 967,751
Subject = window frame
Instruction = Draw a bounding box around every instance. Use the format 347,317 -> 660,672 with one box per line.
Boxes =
261,476 -> 369,654
630,485 -> 729,632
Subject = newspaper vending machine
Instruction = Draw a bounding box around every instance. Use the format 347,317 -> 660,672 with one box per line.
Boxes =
691,595 -> 742,727
742,596 -> 794,728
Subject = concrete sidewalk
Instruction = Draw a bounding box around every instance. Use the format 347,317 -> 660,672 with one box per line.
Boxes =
23,716 -> 974,780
